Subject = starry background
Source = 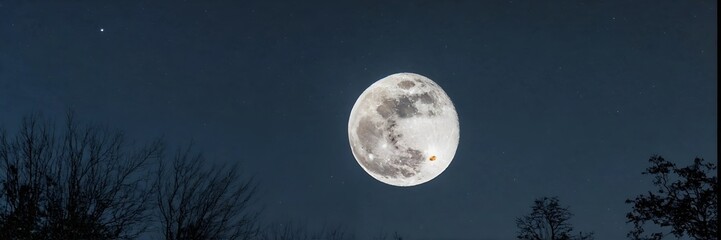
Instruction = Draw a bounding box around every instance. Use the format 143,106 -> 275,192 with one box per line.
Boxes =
0,0 -> 717,239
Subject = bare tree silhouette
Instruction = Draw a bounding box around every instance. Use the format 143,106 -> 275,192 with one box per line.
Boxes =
373,231 -> 403,240
625,155 -> 717,240
1,113 -> 407,240
259,222 -> 352,240
155,145 -> 260,240
0,113 -> 160,239
515,197 -> 594,240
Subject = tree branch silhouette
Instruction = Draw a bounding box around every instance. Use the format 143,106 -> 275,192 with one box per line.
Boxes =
155,144 -> 260,240
515,196 -> 594,240
0,113 -> 160,239
625,155 -> 717,240
259,221 -> 353,240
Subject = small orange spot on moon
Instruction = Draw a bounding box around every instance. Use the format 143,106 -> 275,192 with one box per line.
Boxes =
429,155 -> 437,161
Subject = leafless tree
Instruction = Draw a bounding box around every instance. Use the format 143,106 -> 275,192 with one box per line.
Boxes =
0,113 -> 160,239
155,145 -> 260,240
259,222 -> 353,240
625,155 -> 717,240
515,197 -> 594,240
374,231 -> 403,240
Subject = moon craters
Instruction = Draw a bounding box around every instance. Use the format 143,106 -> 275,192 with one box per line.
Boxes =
396,96 -> 418,118
348,72 -> 460,186
375,92 -> 439,120
362,86 -> 445,178
397,80 -> 416,89
398,148 -> 423,177
354,117 -> 423,179
414,92 -> 435,104
355,117 -> 383,153
376,99 -> 395,118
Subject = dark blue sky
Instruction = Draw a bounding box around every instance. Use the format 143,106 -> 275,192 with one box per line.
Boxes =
0,1 -> 717,239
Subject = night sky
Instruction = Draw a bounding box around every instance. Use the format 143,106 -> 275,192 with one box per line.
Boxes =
0,1 -> 717,239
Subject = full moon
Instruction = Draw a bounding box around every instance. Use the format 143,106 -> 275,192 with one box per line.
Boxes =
348,73 -> 459,187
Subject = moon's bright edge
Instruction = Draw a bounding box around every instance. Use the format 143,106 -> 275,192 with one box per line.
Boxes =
348,73 -> 459,187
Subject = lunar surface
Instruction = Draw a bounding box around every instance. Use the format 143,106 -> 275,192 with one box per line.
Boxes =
348,73 -> 459,186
